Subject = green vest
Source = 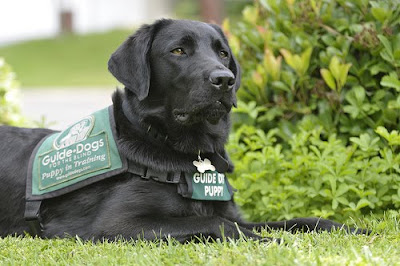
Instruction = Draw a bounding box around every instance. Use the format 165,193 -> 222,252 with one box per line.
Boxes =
26,107 -> 127,200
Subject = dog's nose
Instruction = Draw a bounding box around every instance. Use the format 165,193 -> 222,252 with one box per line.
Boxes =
209,70 -> 235,91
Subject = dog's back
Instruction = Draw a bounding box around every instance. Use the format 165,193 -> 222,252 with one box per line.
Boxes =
0,126 -> 54,236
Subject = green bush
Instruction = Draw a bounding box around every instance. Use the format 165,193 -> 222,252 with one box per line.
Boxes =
223,0 -> 400,222
0,58 -> 24,126
225,0 -> 400,139
227,123 -> 400,222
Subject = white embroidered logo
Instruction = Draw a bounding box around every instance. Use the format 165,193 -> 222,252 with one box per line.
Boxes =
53,116 -> 94,149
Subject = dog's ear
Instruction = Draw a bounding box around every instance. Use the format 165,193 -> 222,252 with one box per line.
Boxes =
229,55 -> 241,107
108,24 -> 154,101
209,23 -> 241,107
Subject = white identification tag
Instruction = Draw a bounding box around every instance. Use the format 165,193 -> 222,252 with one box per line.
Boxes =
192,152 -> 215,173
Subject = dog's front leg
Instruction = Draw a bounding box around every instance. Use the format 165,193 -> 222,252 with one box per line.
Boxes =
239,217 -> 369,234
124,216 -> 270,243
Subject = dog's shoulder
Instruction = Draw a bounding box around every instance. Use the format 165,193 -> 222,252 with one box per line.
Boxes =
0,125 -> 55,147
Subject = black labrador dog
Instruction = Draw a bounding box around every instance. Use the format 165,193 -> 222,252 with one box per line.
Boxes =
0,19 -> 364,242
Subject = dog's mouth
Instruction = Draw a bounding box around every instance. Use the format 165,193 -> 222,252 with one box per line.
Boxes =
173,100 -> 230,126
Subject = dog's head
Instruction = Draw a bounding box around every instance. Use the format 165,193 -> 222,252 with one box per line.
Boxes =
108,19 -> 240,127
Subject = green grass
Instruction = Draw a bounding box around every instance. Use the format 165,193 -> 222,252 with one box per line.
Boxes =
1,213 -> 399,265
0,30 -> 132,87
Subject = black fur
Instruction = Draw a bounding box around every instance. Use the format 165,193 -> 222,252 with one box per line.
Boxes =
0,19 -> 367,242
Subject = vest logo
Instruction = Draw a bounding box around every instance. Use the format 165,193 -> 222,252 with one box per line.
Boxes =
53,116 -> 94,150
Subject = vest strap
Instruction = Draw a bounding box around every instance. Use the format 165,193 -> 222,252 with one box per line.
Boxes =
127,160 -> 183,184
24,200 -> 43,236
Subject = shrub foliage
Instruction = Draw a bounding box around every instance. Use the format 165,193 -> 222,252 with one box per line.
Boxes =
224,0 -> 400,221
227,123 -> 400,221
225,0 -> 400,138
0,58 -> 24,126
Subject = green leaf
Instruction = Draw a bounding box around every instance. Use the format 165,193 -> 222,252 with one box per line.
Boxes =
281,70 -> 296,88
388,95 -> 400,109
370,62 -> 392,75
343,106 -> 359,119
375,126 -> 390,141
381,72 -> 400,91
346,85 -> 366,105
280,48 -> 312,77
394,50 -> 400,61
375,126 -> 400,146
263,48 -> 282,81
350,134 -> 380,152
271,81 -> 290,92
378,35 -> 393,56
332,199 -> 339,210
336,184 -> 349,197
353,86 -> 366,103
280,49 -> 295,69
242,6 -> 258,25
371,7 -> 391,23
355,198 -> 373,210
300,47 -> 313,76
329,56 -> 341,81
320,69 -> 336,91
336,196 -> 349,206
258,0 -> 273,12
378,35 -> 395,64
344,86 -> 367,118
338,63 -> 352,91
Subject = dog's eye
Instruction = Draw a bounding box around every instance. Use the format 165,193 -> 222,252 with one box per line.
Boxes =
171,48 -> 186,55
219,50 -> 229,59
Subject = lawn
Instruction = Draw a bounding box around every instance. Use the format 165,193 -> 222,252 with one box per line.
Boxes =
1,213 -> 399,265
0,30 -> 132,87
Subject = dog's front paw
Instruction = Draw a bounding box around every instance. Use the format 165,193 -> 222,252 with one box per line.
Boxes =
347,227 -> 372,235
